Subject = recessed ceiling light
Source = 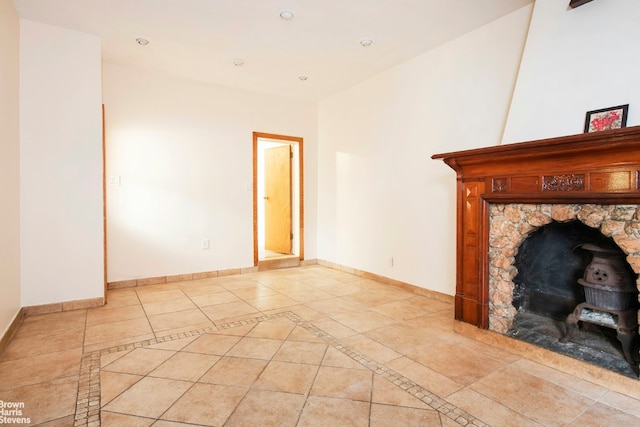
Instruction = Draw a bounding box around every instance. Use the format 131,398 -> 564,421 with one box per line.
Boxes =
359,38 -> 373,47
298,75 -> 308,81
233,59 -> 245,67
279,9 -> 295,20
136,38 -> 149,46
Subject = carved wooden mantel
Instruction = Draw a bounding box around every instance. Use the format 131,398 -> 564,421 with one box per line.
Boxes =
432,126 -> 640,328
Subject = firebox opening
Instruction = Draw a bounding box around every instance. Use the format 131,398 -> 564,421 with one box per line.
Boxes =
511,220 -> 640,378
513,221 -> 622,320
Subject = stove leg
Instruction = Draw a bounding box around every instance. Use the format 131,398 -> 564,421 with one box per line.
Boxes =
617,330 -> 637,365
561,304 -> 583,343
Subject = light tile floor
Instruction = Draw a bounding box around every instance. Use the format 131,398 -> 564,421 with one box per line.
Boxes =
1,265 -> 640,426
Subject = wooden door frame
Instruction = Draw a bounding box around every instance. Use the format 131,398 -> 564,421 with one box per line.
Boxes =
253,132 -> 304,266
102,105 -> 108,303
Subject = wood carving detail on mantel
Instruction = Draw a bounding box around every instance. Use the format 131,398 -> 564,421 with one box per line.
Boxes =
542,174 -> 585,192
432,126 -> 640,328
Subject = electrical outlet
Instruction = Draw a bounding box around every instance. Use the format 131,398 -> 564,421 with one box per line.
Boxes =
390,257 -> 394,267
201,239 -> 210,250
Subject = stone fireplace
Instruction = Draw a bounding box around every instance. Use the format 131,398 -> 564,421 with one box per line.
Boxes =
433,126 -> 640,376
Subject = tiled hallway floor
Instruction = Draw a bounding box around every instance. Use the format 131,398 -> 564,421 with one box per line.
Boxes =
2,265 -> 640,426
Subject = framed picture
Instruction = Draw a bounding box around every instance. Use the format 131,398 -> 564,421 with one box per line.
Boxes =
584,104 -> 629,133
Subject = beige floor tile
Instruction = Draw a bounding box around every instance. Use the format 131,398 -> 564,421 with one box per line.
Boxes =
364,321 -> 444,355
141,297 -> 197,316
279,287 -> 335,303
342,334 -> 402,363
103,288 -> 142,308
102,376 -> 193,419
572,401 -> 640,426
310,366 -> 372,401
152,420 -> 209,427
298,395 -> 370,427
371,299 -> 431,321
181,333 -> 242,355
200,301 -> 259,321
84,333 -> 157,353
178,282 -> 226,297
369,403 -> 441,427
407,340 -> 505,386
245,294 -> 299,311
147,335 -> 198,351
86,304 -> 147,327
230,284 -> 280,300
286,324 -> 327,343
100,371 -> 144,406
199,356 -> 268,387
37,415 -> 77,426
510,358 -> 608,400
0,327 -> 84,361
307,297 -> 368,315
470,366 -> 596,427
207,322 -> 257,336
371,375 -> 431,409
159,383 -> 247,426
386,357 -> 464,398
284,304 -> 328,320
0,348 -> 82,391
221,279 -> 262,291
5,264 -> 640,427
332,310 -> 397,333
135,287 -> 183,304
405,295 -> 454,312
226,336 -> 283,360
273,340 -> 328,364
246,318 -> 296,339
16,310 -> 86,338
0,375 -> 78,425
342,291 -> 405,307
254,360 -> 319,394
310,318 -> 359,338
149,351 -> 220,381
147,308 -> 213,333
446,387 -> 544,427
315,282 -> 361,297
225,389 -> 307,427
102,348 -> 176,375
83,317 -> 154,348
100,349 -> 132,368
321,346 -> 368,370
600,390 -> 640,418
188,290 -> 241,308
101,411 -> 155,427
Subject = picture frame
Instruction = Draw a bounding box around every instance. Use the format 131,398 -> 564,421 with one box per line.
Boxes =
584,104 -> 628,133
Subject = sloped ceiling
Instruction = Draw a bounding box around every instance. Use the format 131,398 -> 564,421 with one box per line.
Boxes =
13,0 -> 533,100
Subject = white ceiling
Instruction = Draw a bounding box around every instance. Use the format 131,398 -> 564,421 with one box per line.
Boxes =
13,0 -> 534,101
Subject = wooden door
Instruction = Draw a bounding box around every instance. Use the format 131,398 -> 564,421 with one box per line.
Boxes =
264,145 -> 292,254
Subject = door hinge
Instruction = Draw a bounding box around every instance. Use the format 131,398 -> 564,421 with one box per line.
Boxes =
290,232 -> 293,240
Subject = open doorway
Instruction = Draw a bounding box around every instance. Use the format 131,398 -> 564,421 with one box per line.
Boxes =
252,132 -> 304,267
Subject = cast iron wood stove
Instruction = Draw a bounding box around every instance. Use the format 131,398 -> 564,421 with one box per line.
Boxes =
563,244 -> 638,363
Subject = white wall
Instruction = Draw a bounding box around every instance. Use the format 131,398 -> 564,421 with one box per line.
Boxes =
103,63 -> 317,281
317,5 -> 533,295
0,0 -> 21,335
20,20 -> 104,306
503,0 -> 640,144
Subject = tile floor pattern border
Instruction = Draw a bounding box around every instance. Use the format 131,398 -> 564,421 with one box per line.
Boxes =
74,311 -> 489,427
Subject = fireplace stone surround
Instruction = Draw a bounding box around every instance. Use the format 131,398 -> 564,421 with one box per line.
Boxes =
433,127 -> 640,374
